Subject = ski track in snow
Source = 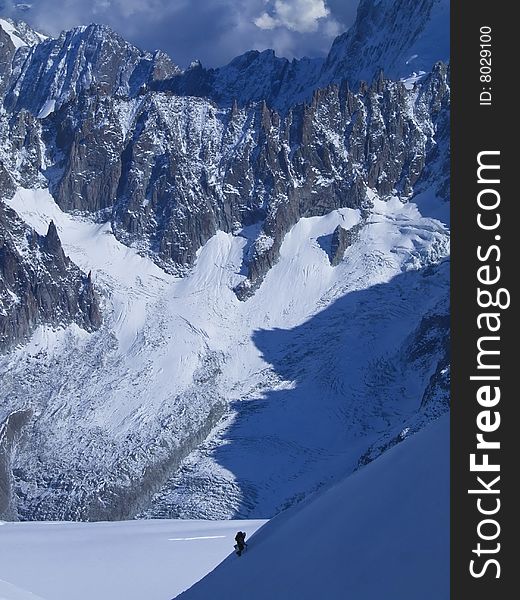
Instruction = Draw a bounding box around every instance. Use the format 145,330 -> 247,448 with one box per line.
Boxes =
168,535 -> 226,541
0,579 -> 48,600
1,186 -> 449,520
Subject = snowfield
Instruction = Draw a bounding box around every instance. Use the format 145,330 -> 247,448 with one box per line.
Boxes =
0,415 -> 448,600
0,519 -> 266,600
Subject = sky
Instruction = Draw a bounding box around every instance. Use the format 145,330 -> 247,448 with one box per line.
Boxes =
0,0 -> 360,68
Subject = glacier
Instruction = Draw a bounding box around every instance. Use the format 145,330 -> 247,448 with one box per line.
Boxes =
1,184 -> 449,521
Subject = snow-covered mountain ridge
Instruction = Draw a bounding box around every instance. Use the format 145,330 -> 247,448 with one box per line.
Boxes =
0,2 -> 449,312
0,49 -> 449,304
0,0 -> 449,522
1,1 -> 449,115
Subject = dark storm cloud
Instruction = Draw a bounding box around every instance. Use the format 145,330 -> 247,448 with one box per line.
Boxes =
0,0 -> 360,67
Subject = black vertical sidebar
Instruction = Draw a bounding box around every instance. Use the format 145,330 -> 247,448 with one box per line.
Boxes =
451,2 -> 515,599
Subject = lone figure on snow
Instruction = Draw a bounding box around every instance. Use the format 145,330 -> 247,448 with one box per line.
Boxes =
234,531 -> 247,556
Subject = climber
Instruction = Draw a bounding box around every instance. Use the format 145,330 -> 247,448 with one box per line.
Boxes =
234,531 -> 247,556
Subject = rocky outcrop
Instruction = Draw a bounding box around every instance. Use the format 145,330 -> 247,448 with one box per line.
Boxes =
329,221 -> 365,266
0,203 -> 101,351
0,408 -> 32,520
0,108 -> 46,190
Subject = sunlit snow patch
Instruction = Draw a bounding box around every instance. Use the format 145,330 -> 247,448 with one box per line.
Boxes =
401,71 -> 426,90
37,99 -> 56,119
0,19 -> 27,48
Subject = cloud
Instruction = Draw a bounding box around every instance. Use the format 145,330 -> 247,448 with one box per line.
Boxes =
0,0 -> 358,68
254,0 -> 333,33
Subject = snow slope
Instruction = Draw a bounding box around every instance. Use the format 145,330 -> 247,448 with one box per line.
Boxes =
179,414 -> 449,600
0,19 -> 27,49
0,579 -> 47,600
0,519 -> 265,600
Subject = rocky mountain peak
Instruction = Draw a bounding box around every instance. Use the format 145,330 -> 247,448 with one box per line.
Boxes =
43,219 -> 61,253
0,203 -> 101,351
321,0 -> 449,86
2,20 -> 180,116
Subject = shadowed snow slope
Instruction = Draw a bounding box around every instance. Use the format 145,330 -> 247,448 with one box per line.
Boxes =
178,415 -> 449,600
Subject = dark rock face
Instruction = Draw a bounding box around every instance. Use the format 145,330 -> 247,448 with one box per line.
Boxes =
0,27 -> 16,97
0,408 -> 32,520
329,222 -> 364,266
0,109 -> 45,190
0,204 -> 101,351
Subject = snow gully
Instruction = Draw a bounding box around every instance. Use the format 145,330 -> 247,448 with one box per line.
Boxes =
467,151 -> 510,579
